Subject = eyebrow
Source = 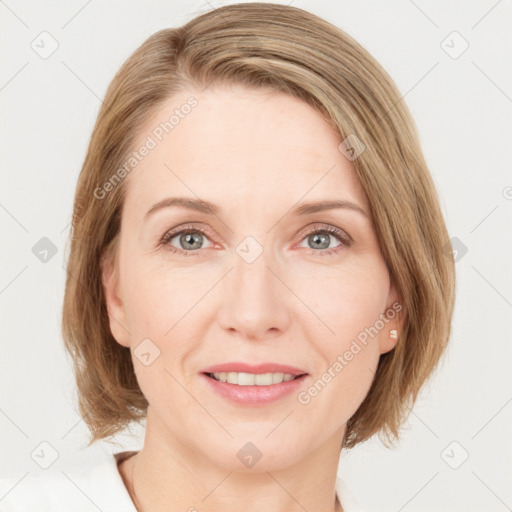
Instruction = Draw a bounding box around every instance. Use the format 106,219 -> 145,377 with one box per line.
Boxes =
291,199 -> 369,219
145,197 -> 219,219
144,197 -> 370,220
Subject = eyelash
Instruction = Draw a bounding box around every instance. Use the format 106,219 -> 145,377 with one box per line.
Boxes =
158,223 -> 352,257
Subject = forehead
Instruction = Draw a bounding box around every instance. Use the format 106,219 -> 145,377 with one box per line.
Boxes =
122,84 -> 369,217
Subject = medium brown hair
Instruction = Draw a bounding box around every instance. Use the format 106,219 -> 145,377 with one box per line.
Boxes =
61,2 -> 456,449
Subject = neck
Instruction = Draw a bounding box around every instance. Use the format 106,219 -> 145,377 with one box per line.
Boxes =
119,408 -> 345,512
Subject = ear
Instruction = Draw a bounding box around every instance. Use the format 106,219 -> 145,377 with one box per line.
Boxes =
378,279 -> 405,355
100,246 -> 131,348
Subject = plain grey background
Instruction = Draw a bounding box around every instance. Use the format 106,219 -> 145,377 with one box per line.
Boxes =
1,1 -> 511,511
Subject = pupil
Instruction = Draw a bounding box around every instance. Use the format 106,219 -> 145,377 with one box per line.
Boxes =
178,232 -> 331,251
311,233 -> 329,249
181,232 -> 202,250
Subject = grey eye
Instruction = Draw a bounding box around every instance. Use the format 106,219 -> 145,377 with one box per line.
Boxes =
301,231 -> 342,251
168,231 -> 211,251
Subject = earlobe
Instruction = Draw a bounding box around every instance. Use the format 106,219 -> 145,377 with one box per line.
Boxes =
379,282 -> 405,355
100,248 -> 131,348
378,321 -> 400,355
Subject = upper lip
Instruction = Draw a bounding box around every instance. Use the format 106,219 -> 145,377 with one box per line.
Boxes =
201,362 -> 308,376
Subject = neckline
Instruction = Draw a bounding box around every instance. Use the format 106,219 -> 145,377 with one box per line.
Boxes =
113,450 -> 140,510
112,451 -> 358,511
115,449 -> 139,466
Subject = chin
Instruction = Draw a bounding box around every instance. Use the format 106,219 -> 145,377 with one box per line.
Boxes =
197,434 -> 306,473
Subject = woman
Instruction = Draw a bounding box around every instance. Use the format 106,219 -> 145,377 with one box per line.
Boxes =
0,3 -> 455,511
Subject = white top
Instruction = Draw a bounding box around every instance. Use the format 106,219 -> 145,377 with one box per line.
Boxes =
0,451 -> 363,511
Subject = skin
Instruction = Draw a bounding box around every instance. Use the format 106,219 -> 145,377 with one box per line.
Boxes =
102,83 -> 403,512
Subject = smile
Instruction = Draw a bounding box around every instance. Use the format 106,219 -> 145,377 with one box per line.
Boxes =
206,371 -> 303,386
201,372 -> 308,405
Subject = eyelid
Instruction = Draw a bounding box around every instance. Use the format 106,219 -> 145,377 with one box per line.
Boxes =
159,222 -> 352,255
158,225 -> 215,257
299,223 -> 352,245
160,223 -> 217,245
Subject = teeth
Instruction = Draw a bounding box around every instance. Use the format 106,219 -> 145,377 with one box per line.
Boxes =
211,372 -> 298,386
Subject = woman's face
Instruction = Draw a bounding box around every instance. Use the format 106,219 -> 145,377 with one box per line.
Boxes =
103,83 -> 401,470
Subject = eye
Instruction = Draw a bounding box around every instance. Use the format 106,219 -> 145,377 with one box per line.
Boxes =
296,224 -> 352,256
159,224 -> 214,256
159,223 -> 352,257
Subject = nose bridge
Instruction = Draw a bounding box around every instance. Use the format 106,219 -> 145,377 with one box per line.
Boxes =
219,234 -> 289,338
234,235 -> 273,292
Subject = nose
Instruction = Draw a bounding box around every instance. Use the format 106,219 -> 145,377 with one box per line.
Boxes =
217,243 -> 291,341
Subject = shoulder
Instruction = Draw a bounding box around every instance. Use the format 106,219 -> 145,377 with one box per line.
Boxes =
0,452 -> 137,512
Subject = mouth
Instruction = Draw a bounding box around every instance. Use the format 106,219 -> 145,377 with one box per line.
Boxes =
203,371 -> 308,386
200,370 -> 309,405
199,362 -> 309,404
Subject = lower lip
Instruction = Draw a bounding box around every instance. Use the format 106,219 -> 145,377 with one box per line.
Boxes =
200,373 -> 308,405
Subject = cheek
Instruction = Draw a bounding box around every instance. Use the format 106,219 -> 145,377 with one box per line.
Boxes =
298,300 -> 382,426
122,250 -> 390,349
316,344 -> 380,425
299,257 -> 390,341
296,260 -> 387,412
120,262 -> 203,404
122,259 -> 208,339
